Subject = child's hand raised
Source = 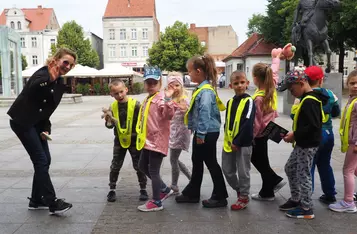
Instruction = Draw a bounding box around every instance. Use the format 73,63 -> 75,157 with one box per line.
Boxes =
164,84 -> 175,99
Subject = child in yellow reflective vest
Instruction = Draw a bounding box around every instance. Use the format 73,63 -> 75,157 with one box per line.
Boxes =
175,54 -> 228,208
329,70 -> 357,213
104,79 -> 148,203
280,69 -> 328,219
221,71 -> 255,211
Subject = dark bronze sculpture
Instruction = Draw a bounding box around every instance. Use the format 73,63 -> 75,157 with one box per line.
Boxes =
292,0 -> 340,73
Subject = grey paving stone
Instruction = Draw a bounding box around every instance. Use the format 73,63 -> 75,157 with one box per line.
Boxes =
0,189 -> 31,203
0,178 -> 23,189
0,224 -> 22,234
58,188 -> 108,203
14,224 -> 95,234
0,204 -> 31,223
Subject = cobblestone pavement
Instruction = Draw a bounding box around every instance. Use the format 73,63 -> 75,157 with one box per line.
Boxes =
0,89 -> 356,234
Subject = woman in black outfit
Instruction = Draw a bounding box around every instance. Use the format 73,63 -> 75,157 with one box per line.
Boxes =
7,48 -> 76,215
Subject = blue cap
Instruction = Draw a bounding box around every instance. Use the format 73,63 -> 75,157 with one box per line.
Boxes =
143,65 -> 162,81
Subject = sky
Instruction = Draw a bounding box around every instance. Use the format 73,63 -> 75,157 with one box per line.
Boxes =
0,0 -> 268,45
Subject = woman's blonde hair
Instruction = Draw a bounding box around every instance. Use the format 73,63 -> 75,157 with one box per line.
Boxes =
46,48 -> 77,65
167,71 -> 188,102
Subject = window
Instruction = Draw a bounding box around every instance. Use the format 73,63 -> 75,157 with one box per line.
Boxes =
201,41 -> 206,47
20,37 -> 25,48
10,21 -> 14,29
32,55 -> 38,65
131,46 -> 137,57
120,46 -> 127,57
345,52 -> 349,58
131,29 -> 137,40
120,29 -> 126,40
108,45 -> 116,57
143,46 -> 148,57
344,67 -> 348,76
50,39 -> 56,45
31,37 -> 37,47
246,67 -> 249,74
109,29 -> 115,40
237,64 -> 243,71
17,21 -> 21,30
142,28 -> 148,39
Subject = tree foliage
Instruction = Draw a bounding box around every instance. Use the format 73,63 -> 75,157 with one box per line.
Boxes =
247,14 -> 265,37
148,21 -> 205,72
51,21 -> 99,68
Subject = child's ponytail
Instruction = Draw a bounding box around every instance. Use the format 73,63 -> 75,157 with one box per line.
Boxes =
188,54 -> 218,89
253,63 -> 275,113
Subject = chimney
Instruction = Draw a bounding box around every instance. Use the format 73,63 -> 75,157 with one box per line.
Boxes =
190,24 -> 196,29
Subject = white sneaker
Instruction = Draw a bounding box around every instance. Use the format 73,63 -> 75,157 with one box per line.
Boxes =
137,200 -> 164,212
251,193 -> 275,201
329,200 -> 357,213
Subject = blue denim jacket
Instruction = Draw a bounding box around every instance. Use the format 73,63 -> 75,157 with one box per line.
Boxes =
188,80 -> 221,139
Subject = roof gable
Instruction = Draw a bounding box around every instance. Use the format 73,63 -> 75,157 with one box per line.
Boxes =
103,0 -> 156,18
0,7 -> 55,31
223,33 -> 277,61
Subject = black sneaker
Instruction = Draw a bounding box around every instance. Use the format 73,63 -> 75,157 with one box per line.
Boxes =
28,197 -> 48,210
107,191 -> 116,202
139,190 -> 149,201
49,199 -> 72,215
354,193 -> 357,202
202,198 -> 228,208
175,194 -> 199,203
319,194 -> 336,204
279,199 -> 300,211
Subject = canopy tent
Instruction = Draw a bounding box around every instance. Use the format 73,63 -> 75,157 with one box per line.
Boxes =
215,61 -> 226,68
95,63 -> 142,77
22,65 -> 43,78
63,64 -> 98,77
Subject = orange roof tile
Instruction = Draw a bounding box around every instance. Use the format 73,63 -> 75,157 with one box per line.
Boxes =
103,0 -> 156,18
0,7 -> 54,31
223,33 -> 277,61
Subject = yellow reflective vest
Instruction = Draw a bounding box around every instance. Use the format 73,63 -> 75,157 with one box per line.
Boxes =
136,93 -> 158,150
252,89 -> 278,111
340,97 -> 357,153
223,97 -> 251,152
184,84 -> 225,125
111,98 -> 137,148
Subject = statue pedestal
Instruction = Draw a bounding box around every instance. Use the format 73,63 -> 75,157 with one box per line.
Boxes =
282,72 -> 343,116
323,73 -> 343,110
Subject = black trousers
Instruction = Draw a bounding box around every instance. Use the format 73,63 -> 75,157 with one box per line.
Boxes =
251,137 -> 283,197
182,132 -> 228,200
10,120 -> 56,205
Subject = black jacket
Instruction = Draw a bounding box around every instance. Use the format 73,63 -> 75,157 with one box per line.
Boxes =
224,93 -> 256,147
7,66 -> 66,134
294,90 -> 329,148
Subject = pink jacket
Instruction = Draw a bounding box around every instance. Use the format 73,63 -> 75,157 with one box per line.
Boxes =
253,58 -> 280,138
345,96 -> 357,145
143,91 -> 176,156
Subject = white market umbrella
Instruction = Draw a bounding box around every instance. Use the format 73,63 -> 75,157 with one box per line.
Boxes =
63,64 -> 98,77
95,63 -> 135,77
22,65 -> 43,78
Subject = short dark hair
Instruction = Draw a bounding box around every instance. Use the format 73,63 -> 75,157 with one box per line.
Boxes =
108,79 -> 126,90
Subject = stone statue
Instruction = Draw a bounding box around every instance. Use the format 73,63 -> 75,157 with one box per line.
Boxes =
291,0 -> 340,73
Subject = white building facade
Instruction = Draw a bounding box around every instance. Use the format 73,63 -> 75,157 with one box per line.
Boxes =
0,6 -> 60,69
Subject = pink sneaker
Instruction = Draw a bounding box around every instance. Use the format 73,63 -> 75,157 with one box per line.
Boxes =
137,200 -> 163,212
160,189 -> 174,201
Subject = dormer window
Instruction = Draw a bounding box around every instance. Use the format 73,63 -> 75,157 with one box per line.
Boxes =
17,21 -> 21,30
10,21 -> 15,29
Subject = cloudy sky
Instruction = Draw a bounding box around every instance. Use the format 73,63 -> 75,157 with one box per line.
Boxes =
1,0 -> 268,45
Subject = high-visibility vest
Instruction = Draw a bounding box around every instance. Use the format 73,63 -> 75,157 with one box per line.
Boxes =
136,93 -> 158,150
340,97 -> 357,153
184,84 -> 225,125
111,98 -> 137,148
292,95 -> 327,147
252,89 -> 278,111
223,97 -> 251,152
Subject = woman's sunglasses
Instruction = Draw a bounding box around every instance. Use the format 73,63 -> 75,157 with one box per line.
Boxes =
62,60 -> 75,69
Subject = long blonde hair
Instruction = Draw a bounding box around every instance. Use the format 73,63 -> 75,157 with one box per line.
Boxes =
167,71 -> 188,102
252,63 -> 275,113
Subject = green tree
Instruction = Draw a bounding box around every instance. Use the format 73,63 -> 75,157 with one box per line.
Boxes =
51,21 -> 99,68
247,14 -> 266,37
147,21 -> 205,72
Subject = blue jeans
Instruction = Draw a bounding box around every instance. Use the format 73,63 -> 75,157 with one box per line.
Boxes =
10,120 -> 56,204
311,129 -> 336,197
